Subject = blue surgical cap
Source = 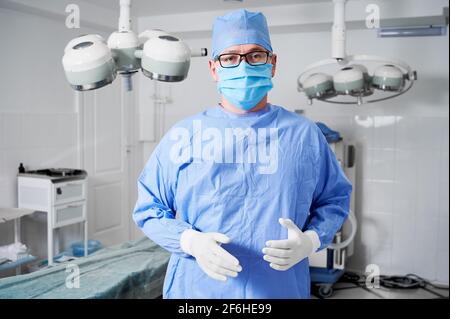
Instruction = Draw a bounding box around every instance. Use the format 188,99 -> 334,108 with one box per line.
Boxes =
211,9 -> 273,59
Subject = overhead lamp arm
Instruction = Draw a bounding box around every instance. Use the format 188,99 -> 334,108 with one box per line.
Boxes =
119,0 -> 132,32
332,0 -> 347,60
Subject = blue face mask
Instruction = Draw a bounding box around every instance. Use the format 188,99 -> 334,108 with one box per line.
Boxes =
217,63 -> 274,111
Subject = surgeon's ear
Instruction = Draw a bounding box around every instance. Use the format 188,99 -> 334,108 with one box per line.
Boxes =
209,60 -> 219,82
271,54 -> 278,78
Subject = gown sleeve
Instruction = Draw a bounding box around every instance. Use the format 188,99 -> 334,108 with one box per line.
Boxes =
133,144 -> 192,256
305,126 -> 353,250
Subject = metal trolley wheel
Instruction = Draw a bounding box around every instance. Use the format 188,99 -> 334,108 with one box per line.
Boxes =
313,284 -> 334,299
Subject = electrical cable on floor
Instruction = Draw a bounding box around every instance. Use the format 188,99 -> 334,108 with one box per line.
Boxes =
379,274 -> 426,289
379,273 -> 449,295
335,271 -> 449,299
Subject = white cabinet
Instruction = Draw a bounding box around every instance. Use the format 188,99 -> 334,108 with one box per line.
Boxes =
18,176 -> 88,266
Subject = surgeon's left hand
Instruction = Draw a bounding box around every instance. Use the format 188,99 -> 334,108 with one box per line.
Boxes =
262,218 -> 321,271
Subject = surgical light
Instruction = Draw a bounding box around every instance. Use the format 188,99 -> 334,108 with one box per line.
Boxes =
141,35 -> 191,82
302,73 -> 335,100
372,65 -> 405,92
297,0 -> 418,105
62,35 -> 117,91
333,67 -> 365,95
107,31 -> 140,73
62,0 -> 206,92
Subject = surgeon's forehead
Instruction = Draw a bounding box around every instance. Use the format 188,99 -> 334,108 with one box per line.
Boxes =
221,44 -> 267,54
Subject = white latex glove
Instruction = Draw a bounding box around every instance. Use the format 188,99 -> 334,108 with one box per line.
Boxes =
180,229 -> 242,281
262,218 -> 321,271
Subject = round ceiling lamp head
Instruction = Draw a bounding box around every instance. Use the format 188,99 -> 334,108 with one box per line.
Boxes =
350,64 -> 374,95
138,29 -> 171,45
62,34 -> 117,91
333,66 -> 365,95
141,35 -> 191,82
372,64 -> 405,91
302,73 -> 336,99
107,31 -> 141,74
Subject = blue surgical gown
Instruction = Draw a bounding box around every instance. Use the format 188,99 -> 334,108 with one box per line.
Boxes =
133,104 -> 352,299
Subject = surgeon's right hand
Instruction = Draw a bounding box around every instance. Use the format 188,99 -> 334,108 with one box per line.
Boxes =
180,229 -> 242,281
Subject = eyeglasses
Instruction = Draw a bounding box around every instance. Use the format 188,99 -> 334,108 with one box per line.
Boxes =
215,51 -> 273,68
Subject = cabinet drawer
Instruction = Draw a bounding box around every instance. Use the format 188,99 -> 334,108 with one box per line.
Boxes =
54,182 -> 85,204
54,202 -> 86,227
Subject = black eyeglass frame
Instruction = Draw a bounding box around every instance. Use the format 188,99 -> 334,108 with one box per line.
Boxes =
214,50 -> 273,68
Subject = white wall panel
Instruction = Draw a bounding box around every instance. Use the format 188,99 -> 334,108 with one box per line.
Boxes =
93,182 -> 123,233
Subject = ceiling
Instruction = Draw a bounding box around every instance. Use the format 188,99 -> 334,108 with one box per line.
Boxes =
90,0 -> 330,17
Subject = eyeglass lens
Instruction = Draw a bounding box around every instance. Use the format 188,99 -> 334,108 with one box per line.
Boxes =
219,51 -> 270,68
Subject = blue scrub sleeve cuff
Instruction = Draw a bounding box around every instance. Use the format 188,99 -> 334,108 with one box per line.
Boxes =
304,230 -> 321,254
306,224 -> 342,251
141,217 -> 193,258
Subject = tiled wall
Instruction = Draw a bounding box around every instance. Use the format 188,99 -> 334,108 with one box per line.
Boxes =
306,114 -> 449,283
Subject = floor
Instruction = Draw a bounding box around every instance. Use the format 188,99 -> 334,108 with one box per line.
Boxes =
312,282 -> 449,299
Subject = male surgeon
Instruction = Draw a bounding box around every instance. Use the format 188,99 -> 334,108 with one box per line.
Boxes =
133,9 -> 352,298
